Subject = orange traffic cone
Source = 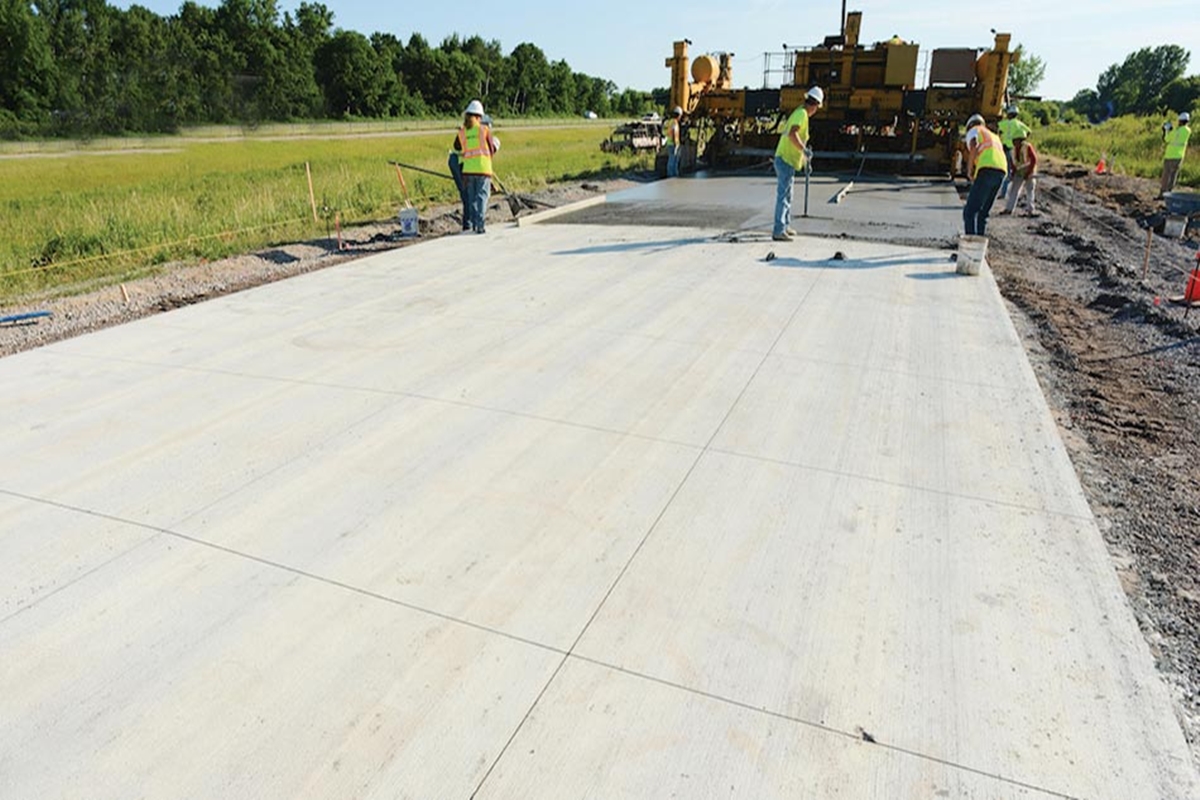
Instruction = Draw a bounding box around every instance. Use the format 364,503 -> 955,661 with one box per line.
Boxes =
1095,154 -> 1107,174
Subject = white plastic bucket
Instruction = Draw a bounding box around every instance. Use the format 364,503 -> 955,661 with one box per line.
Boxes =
956,234 -> 988,275
399,207 -> 419,237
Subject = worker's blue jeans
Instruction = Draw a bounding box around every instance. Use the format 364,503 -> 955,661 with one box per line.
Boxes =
666,144 -> 680,177
448,154 -> 470,230
467,175 -> 491,233
773,155 -> 796,236
963,167 -> 1005,236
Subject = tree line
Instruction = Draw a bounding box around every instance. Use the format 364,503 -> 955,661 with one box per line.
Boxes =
0,0 -> 656,138
1068,45 -> 1199,122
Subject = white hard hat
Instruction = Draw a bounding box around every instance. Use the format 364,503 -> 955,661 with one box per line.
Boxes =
806,86 -> 824,105
673,106 -> 683,116
966,113 -> 985,128
1181,111 -> 1191,122
464,99 -> 485,116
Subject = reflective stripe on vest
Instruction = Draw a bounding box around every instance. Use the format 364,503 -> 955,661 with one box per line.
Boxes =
1166,125 -> 1191,161
458,124 -> 493,175
974,127 -> 1007,172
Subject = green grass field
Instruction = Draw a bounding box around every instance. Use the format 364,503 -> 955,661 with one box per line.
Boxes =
1034,115 -> 1199,188
0,120 -> 646,304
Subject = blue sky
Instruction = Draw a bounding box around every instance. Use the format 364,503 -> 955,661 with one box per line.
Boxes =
115,0 -> 1200,102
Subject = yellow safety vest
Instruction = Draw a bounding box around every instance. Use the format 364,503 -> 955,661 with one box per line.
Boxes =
774,106 -> 810,170
664,118 -> 680,146
998,118 -> 1030,148
1166,125 -> 1191,161
457,123 -> 494,176
972,127 -> 1007,175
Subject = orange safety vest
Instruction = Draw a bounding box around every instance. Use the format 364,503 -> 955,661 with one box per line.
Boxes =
457,123 -> 494,176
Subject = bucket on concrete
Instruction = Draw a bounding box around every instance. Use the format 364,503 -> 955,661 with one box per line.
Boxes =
398,207 -> 419,237
956,234 -> 988,275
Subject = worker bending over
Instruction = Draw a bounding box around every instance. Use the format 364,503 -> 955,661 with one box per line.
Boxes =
1161,111 -> 1192,197
453,100 -> 500,234
664,107 -> 683,177
962,114 -> 1008,237
1000,135 -> 1039,217
772,87 -> 823,242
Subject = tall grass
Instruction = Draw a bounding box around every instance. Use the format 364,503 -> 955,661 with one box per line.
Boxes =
0,122 -> 644,304
1035,116 -> 1199,188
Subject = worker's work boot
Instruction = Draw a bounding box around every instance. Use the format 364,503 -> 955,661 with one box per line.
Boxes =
772,231 -> 793,242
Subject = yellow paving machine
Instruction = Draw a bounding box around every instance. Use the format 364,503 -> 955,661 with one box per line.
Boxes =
665,9 -> 1016,174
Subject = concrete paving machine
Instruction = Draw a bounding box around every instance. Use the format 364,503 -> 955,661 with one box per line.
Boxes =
664,9 -> 1016,174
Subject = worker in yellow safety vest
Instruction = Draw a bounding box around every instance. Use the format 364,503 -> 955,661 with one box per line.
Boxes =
1161,111 -> 1192,197
963,113 -> 1008,236
453,99 -> 501,233
771,86 -> 823,242
664,107 -> 683,177
997,105 -> 1030,201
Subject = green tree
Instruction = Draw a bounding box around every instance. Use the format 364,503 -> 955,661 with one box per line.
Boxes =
0,0 -> 56,131
314,29 -> 393,116
1007,45 -> 1045,98
1097,45 -> 1189,116
1162,75 -> 1200,116
508,42 -> 550,115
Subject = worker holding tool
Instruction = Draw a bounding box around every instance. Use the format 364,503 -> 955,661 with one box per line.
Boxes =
664,107 -> 683,177
1161,111 -> 1192,197
962,114 -> 1007,236
772,86 -> 823,242
453,100 -> 500,234
999,134 -> 1039,217
997,105 -> 1030,201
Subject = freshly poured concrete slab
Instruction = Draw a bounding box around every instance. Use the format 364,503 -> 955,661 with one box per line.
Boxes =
173,397 -> 699,649
1,197 -> 1197,799
574,452 -> 1190,797
477,658 -> 1051,798
559,173 -> 964,247
0,494 -> 157,616
0,351 -> 405,524
0,535 -> 562,800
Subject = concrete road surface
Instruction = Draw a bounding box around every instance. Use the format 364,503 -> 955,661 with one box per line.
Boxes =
1,176 -> 1196,799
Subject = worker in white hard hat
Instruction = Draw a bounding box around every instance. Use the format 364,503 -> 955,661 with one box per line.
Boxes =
1161,111 -> 1192,197
771,86 -> 823,242
664,106 -> 684,177
962,113 -> 1008,236
997,105 -> 1030,201
452,100 -> 500,233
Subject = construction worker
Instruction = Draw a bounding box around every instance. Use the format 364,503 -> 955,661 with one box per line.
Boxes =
453,100 -> 500,234
963,114 -> 1007,236
1161,111 -> 1192,197
664,107 -> 683,177
999,134 -> 1039,217
772,86 -> 823,242
997,105 -> 1030,201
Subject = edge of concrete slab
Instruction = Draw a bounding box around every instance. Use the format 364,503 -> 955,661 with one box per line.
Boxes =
517,194 -> 607,226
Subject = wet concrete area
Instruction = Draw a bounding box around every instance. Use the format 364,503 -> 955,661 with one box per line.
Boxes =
554,170 -> 964,249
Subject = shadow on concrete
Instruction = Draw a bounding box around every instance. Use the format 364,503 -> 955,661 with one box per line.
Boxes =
553,237 -> 712,256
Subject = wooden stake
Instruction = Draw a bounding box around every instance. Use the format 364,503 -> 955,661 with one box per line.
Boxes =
1142,226 -> 1153,279
306,161 -> 318,223
335,211 -> 343,250
120,283 -> 130,304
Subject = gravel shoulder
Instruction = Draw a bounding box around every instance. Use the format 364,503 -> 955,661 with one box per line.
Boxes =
3,166 -> 1199,768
